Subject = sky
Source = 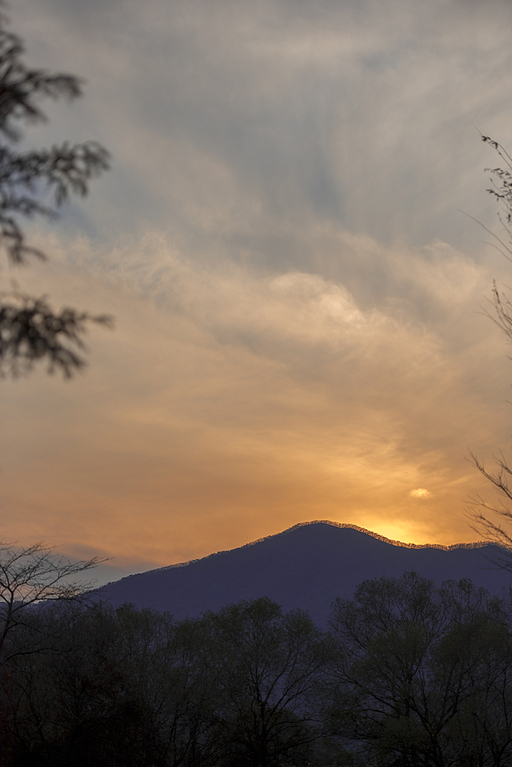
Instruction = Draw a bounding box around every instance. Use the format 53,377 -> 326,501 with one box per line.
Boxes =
3,0 -> 512,583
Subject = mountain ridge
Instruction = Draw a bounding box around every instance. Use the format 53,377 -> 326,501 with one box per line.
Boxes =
154,520 -> 496,576
92,521 -> 512,626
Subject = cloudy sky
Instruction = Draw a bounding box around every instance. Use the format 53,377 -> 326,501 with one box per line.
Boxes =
3,0 -> 512,582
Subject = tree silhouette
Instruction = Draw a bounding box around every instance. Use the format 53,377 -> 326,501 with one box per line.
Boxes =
328,572 -> 512,767
0,541 -> 103,666
0,10 -> 111,378
467,136 -> 512,556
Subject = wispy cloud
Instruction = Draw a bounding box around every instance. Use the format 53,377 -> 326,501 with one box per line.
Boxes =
3,0 -> 512,576
1,228 -> 508,568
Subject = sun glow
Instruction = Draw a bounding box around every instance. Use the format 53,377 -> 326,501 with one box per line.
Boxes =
409,488 -> 433,500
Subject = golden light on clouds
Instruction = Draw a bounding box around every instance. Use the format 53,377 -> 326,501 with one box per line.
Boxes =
409,489 -> 433,500
4,0 -> 512,582
0,229 -> 509,576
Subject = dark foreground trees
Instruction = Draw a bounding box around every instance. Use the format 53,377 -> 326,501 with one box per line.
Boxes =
3,603 -> 163,767
328,572 -> 512,767
0,543 -> 105,767
2,578 -> 512,767
2,598 -> 330,767
203,598 -> 327,767
0,541 -> 103,664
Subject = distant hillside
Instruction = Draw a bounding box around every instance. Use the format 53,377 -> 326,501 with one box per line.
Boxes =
92,521 -> 512,626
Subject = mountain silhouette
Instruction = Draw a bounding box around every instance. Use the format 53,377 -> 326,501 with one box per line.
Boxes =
92,521 -> 512,625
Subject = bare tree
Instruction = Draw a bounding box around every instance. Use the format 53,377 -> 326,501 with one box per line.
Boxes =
327,572 -> 512,767
468,136 -> 512,556
0,8 -> 111,378
0,541 -> 103,665
202,597 -> 328,767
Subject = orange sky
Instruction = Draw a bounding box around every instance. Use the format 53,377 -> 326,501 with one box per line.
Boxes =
3,0 -> 512,584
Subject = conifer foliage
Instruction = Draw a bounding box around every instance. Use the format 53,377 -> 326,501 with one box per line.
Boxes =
0,9 -> 111,377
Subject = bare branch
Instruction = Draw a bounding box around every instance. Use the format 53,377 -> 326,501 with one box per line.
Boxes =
0,540 -> 106,662
467,139 -> 512,557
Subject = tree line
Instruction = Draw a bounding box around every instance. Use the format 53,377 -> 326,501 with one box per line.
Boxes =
2,571 -> 512,767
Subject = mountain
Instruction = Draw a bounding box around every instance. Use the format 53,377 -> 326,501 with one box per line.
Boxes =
92,521 -> 512,626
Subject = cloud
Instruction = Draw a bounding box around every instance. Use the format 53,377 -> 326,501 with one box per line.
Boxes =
3,0 -> 512,571
409,488 -> 433,500
1,227 -> 509,566
9,0 -> 512,256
